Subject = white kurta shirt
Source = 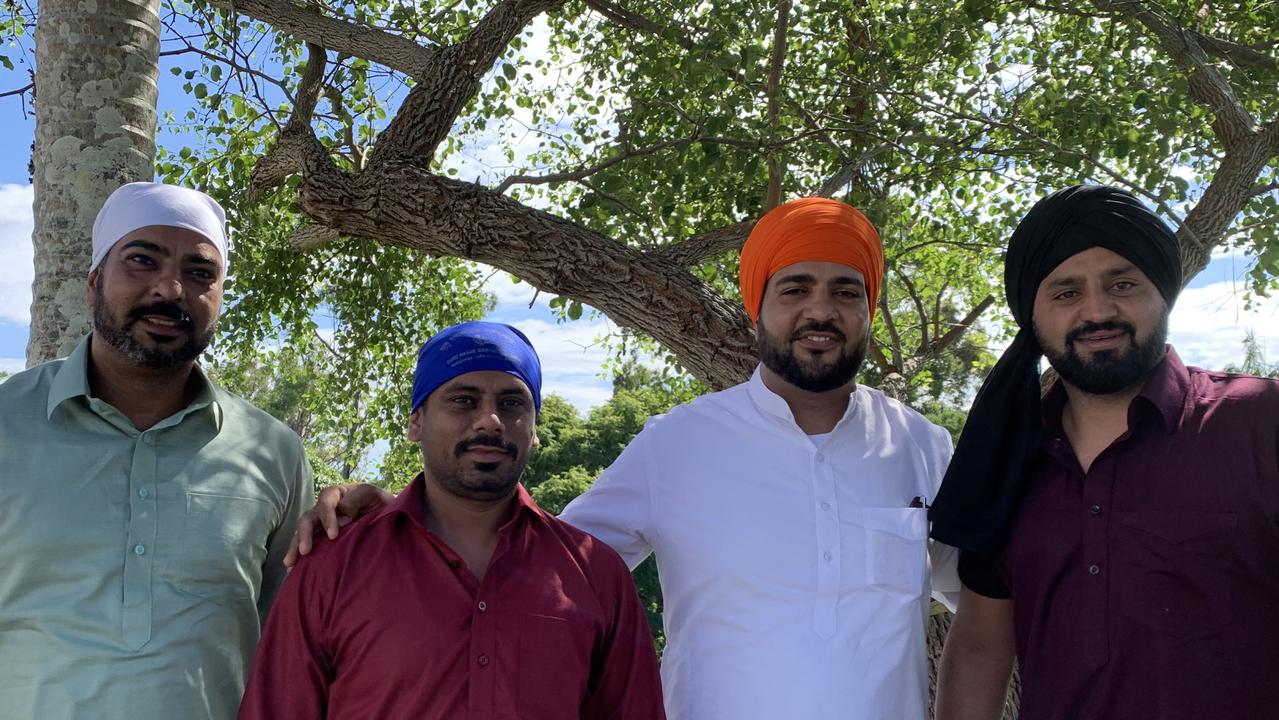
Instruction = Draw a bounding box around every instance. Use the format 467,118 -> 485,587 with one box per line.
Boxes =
560,368 -> 959,720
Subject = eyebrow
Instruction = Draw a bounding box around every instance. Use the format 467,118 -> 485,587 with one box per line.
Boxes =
442,383 -> 532,399
1044,263 -> 1141,289
772,273 -> 865,288
118,239 -> 220,268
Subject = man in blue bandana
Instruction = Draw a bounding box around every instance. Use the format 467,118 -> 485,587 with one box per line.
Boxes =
240,321 -> 665,720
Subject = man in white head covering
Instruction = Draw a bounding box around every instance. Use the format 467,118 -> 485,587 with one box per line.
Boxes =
0,182 -> 314,719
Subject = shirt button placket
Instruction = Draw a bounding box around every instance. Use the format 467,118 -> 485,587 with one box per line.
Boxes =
123,432 -> 158,649
1081,458 -> 1113,667
812,450 -> 839,639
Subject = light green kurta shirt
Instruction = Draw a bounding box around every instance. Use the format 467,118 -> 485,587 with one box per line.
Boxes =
0,335 -> 314,719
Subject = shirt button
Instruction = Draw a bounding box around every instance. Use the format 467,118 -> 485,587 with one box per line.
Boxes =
477,654 -> 490,667
477,601 -> 487,613
1088,564 -> 1100,575
815,452 -> 825,462
820,501 -> 831,511
138,488 -> 150,499
142,435 -> 154,445
823,550 -> 833,562
1090,504 -> 1101,515
134,543 -> 146,556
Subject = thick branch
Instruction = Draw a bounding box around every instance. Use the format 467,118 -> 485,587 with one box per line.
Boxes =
1093,0 -> 1256,145
213,0 -> 435,77
366,0 -> 565,171
1191,31 -> 1278,72
652,221 -> 754,266
583,0 -> 700,51
292,159 -> 757,387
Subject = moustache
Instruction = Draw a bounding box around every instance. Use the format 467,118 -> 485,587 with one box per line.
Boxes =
127,301 -> 193,329
455,435 -> 517,458
1066,321 -> 1135,345
790,322 -> 846,342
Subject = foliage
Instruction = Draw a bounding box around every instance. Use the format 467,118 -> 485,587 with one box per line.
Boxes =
0,370 -> 10,384
1224,329 -> 1279,378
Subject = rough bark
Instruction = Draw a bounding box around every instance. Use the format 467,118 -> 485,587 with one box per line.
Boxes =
28,0 -> 161,366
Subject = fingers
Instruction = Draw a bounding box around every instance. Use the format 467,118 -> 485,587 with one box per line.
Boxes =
283,485 -> 347,569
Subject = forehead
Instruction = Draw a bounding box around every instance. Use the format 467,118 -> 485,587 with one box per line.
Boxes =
766,260 -> 865,286
433,370 -> 532,397
111,225 -> 222,263
1038,246 -> 1148,288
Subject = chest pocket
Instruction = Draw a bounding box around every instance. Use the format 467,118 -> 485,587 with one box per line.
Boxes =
862,507 -> 929,598
177,492 -> 276,600
1115,510 -> 1237,638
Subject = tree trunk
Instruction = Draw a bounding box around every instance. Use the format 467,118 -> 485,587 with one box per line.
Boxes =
28,0 -> 161,366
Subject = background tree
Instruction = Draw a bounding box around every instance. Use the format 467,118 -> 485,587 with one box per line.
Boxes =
26,0 -> 162,365
1224,328 -> 1279,378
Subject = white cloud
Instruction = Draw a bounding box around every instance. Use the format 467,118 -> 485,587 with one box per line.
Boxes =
0,357 -> 25,374
479,265 -> 552,310
1169,280 -> 1279,370
0,183 -> 34,324
503,314 -> 617,412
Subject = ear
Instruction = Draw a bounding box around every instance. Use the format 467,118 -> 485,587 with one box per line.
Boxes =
530,430 -> 541,451
85,268 -> 101,309
407,406 -> 424,442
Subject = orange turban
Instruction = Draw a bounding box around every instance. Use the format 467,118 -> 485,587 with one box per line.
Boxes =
738,197 -> 884,323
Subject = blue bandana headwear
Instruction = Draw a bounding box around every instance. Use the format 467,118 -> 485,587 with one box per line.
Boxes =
410,321 -> 542,412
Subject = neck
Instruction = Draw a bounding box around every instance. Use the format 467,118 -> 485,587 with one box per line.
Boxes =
421,476 -> 517,581
760,365 -> 854,434
87,334 -> 198,431
1058,381 -> 1143,472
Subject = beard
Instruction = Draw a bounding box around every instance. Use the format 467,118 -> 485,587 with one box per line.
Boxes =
756,317 -> 868,392
1037,314 -> 1168,395
93,281 -> 214,369
428,434 -> 525,501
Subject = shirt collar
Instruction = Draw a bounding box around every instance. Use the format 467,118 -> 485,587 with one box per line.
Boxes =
46,334 -> 222,427
745,365 -> 861,434
387,473 -> 546,530
1041,345 -> 1190,435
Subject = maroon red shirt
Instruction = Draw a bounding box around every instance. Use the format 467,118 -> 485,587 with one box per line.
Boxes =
238,476 -> 665,720
961,348 -> 1279,720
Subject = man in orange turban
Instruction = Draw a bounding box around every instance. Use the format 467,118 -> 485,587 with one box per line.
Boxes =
288,196 -> 960,720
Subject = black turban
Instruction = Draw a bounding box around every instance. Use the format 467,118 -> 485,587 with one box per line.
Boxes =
929,185 -> 1182,554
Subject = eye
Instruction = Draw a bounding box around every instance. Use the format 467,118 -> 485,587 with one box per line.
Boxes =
501,397 -> 527,410
835,288 -> 862,299
779,286 -> 806,296
127,253 -> 157,267
449,396 -> 476,407
1112,280 -> 1136,292
1053,289 -> 1080,301
188,267 -> 217,281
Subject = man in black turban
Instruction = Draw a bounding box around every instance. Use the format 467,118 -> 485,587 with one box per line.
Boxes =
931,186 -> 1279,720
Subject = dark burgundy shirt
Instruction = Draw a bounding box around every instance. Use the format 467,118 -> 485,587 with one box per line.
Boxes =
961,348 -> 1279,720
238,476 -> 665,720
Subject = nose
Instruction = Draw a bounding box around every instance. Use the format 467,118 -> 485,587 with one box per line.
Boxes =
471,400 -> 506,436
149,267 -> 184,301
1078,287 -> 1118,322
800,292 -> 838,322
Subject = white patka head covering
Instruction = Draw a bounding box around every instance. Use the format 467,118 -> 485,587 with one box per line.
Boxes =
90,182 -> 229,273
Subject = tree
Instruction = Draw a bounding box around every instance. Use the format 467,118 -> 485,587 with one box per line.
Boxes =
26,0 -> 162,366
1224,329 -> 1279,378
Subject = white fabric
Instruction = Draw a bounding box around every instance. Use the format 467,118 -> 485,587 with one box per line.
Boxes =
90,182 -> 228,272
560,368 -> 960,720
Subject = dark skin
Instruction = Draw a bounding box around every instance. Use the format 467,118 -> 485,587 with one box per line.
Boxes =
85,226 -> 223,430
408,370 -> 539,581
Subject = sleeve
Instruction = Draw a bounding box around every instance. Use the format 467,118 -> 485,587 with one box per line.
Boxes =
237,554 -> 332,720
924,423 -> 961,611
958,550 -> 1013,600
559,421 -> 659,569
258,443 -> 316,621
580,550 -> 668,720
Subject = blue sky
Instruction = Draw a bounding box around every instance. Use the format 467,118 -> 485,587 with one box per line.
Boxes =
2,29 -> 1278,404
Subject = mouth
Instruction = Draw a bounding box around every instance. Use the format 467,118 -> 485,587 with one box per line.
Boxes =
462,447 -> 512,463
1071,330 -> 1130,352
791,330 -> 844,352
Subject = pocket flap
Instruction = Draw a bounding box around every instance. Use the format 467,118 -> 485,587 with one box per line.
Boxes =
1120,511 -> 1237,544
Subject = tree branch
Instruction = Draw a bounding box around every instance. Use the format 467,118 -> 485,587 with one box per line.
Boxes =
897,271 -> 931,354
651,221 -> 754,266
764,0 -> 792,211
1190,30 -> 1278,72
212,0 -> 437,77
582,0 -> 700,52
1092,0 -> 1256,146
496,133 -> 698,193
365,0 -> 565,171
